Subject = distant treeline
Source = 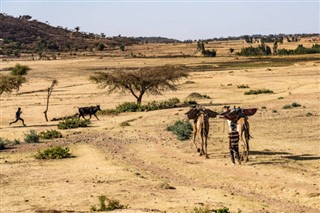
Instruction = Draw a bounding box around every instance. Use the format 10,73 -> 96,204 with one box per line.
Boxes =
237,44 -> 320,56
135,36 -> 181,43
191,33 -> 319,43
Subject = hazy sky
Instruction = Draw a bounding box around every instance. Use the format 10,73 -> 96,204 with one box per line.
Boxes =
1,0 -> 319,40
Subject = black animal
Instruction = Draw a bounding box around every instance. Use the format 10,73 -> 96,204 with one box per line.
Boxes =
78,105 -> 101,120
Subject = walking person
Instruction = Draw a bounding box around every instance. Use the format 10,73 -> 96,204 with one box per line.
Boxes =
9,107 -> 26,126
228,123 -> 240,164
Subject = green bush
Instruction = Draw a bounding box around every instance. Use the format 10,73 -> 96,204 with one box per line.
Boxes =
167,120 -> 193,141
278,44 -> 320,55
283,102 -> 301,109
57,118 -> 91,129
306,112 -> 313,117
244,89 -> 274,95
191,205 -> 212,213
282,104 -> 292,109
237,43 -> 272,56
0,139 -> 6,150
24,130 -> 40,143
214,207 -> 230,213
101,98 -> 180,114
291,102 -> 301,107
119,121 -> 130,127
142,98 -> 180,111
35,146 -> 72,159
0,138 -> 21,149
91,195 -> 126,211
39,130 -> 63,139
277,96 -> 284,99
9,64 -> 30,76
115,102 -> 141,112
237,84 -> 250,89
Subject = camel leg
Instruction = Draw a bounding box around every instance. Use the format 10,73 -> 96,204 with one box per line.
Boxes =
239,131 -> 245,162
192,127 -> 200,153
204,134 -> 209,159
199,130 -> 204,156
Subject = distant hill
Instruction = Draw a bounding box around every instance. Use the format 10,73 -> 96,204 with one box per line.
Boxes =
0,13 -> 138,56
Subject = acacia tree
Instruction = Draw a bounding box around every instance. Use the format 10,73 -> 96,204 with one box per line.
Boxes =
0,75 -> 26,95
90,65 -> 188,104
0,64 -> 29,95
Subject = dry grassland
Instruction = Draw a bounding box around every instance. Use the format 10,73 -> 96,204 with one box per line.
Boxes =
1,39 -> 320,213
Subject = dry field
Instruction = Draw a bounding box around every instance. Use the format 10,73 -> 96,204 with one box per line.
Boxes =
1,40 -> 320,213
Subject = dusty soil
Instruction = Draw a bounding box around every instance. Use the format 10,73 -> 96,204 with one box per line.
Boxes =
1,41 -> 320,213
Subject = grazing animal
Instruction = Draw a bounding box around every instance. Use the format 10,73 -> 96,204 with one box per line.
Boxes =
78,105 -> 101,120
186,105 -> 218,158
220,105 -> 256,162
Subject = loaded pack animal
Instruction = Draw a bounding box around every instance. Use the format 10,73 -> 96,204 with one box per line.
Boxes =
186,105 -> 218,158
77,105 -> 101,120
220,105 -> 257,162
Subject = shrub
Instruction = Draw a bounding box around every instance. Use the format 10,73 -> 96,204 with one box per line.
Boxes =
237,84 -> 250,89
0,139 -> 6,150
203,49 -> 216,57
102,98 -> 181,114
57,118 -> 91,129
91,195 -> 126,211
237,44 -> 272,56
277,96 -> 284,99
24,130 -> 40,143
98,109 -> 119,116
187,93 -> 210,99
115,102 -> 141,113
141,98 -> 180,111
278,44 -> 320,55
39,130 -> 63,139
244,89 -> 274,95
119,121 -> 130,127
167,120 -> 193,141
0,138 -> 21,148
283,102 -> 301,109
191,205 -> 212,213
35,146 -> 71,159
214,207 -> 230,213
306,112 -> 313,117
9,64 -> 30,76
282,104 -> 292,109
291,102 -> 301,107
272,109 -> 278,113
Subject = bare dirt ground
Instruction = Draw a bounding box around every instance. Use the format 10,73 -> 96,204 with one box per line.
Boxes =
1,41 -> 320,213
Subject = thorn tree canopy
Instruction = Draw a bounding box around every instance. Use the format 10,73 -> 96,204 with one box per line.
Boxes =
0,75 -> 27,95
90,64 -> 188,104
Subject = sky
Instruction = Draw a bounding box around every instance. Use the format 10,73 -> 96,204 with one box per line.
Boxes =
1,0 -> 319,40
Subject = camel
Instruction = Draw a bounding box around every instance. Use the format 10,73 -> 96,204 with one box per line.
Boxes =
186,105 -> 218,158
220,106 -> 257,162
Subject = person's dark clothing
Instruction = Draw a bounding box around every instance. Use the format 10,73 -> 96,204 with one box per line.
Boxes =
228,129 -> 240,164
9,108 -> 25,126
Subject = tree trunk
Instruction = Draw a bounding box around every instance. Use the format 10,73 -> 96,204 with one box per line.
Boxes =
137,97 -> 142,105
43,88 -> 50,122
